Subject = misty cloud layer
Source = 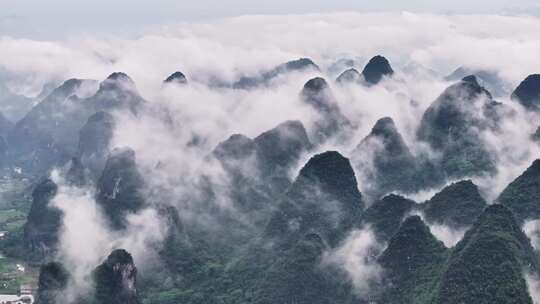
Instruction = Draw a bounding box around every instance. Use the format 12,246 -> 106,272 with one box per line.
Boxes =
3,12 -> 540,302
2,1 -> 540,38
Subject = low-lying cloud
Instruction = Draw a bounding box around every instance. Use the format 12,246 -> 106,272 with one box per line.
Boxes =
2,12 -> 540,95
323,228 -> 383,296
50,171 -> 166,299
4,11 -> 540,301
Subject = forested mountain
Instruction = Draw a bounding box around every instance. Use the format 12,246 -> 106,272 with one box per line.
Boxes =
0,53 -> 539,304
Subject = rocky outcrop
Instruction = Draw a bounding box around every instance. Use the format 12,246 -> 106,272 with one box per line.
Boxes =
301,77 -> 352,144
73,111 -> 115,182
6,72 -> 144,174
94,249 -> 140,304
7,78 -> 99,173
96,148 -> 145,229
512,74 -> 540,112
211,121 -> 312,225
35,262 -> 70,304
164,71 -> 188,85
23,179 -> 61,258
90,72 -> 145,113
361,55 -> 394,85
254,120 -> 312,179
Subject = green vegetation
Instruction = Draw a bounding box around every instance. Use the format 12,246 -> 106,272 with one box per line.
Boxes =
423,180 -> 487,228
353,117 -> 420,199
96,149 -> 145,230
138,156 -> 540,304
378,216 -> 449,304
362,194 -> 416,241
0,256 -> 37,293
0,176 -> 38,294
436,205 -> 537,304
139,151 -> 364,304
375,204 -> 539,304
417,77 -> 498,178
94,249 -> 140,304
0,209 -> 26,230
498,159 -> 540,222
35,262 -> 70,304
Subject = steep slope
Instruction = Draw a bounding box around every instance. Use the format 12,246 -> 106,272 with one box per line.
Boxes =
0,82 -> 35,122
301,77 -> 352,144
7,79 -> 98,172
378,216 -> 448,304
0,111 -> 13,138
23,179 -> 60,259
215,120 -> 311,174
212,133 -> 266,219
0,136 -> 7,164
213,134 -> 256,165
213,120 -> 312,221
423,180 -> 487,228
497,159 -> 540,222
265,151 -> 364,248
328,58 -> 356,76
136,194 -> 252,303
445,66 -> 508,97
361,55 -> 394,85
152,122 -> 317,304
74,111 -> 115,182
254,233 -> 353,304
417,75 -> 499,178
234,58 -> 319,89
0,112 -> 12,165
531,126 -> 540,143
35,262 -> 70,304
336,68 -> 362,84
435,204 -> 537,304
7,72 -> 144,174
352,117 -> 418,199
361,194 -> 416,242
89,72 -> 145,113
94,249 -> 140,304
96,148 -> 145,229
164,71 -> 188,85
35,83 -> 58,101
253,120 -> 312,184
78,111 -> 115,158
162,144 -> 355,303
248,151 -> 363,304
254,120 -> 313,206
512,74 -> 540,112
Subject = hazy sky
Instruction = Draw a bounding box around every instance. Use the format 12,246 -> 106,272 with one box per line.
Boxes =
1,0 -> 540,38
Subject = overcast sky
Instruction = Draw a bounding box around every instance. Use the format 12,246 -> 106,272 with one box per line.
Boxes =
1,0 -> 540,38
